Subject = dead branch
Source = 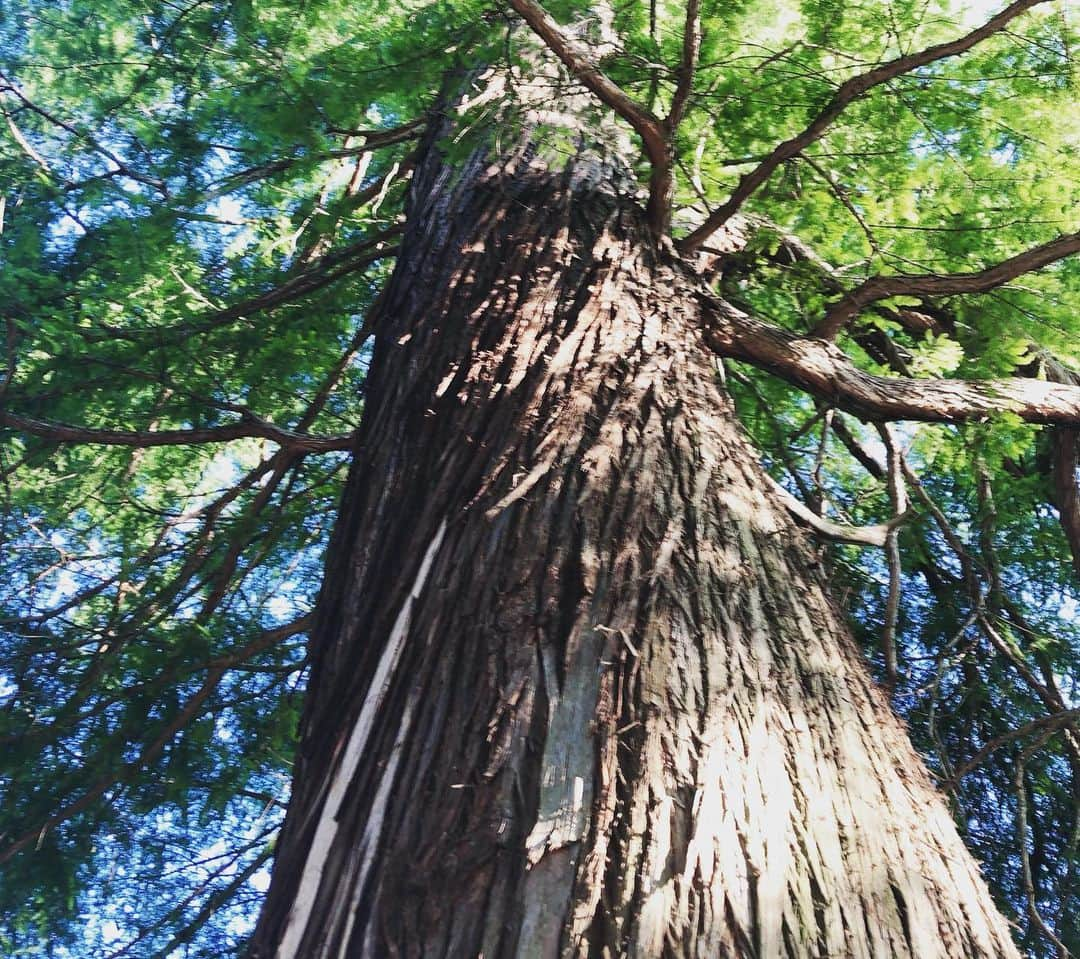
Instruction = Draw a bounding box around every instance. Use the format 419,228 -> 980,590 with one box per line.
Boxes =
766,472 -> 912,547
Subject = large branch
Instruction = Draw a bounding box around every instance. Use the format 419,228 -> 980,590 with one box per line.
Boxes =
0,409 -> 354,452
505,0 -> 672,232
815,230 -> 1080,338
718,216 -> 1080,584
678,0 -> 1053,253
702,297 -> 1080,425
746,215 -> 1080,579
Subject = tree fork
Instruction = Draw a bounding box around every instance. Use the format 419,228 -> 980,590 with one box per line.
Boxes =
249,109 -> 1019,958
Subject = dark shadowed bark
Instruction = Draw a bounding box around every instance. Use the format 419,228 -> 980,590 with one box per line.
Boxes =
248,103 -> 1019,958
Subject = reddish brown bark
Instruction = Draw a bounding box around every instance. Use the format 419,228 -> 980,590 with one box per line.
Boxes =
249,118 -> 1019,958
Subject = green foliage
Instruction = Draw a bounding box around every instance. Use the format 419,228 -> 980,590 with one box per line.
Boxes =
2,0 -> 1079,955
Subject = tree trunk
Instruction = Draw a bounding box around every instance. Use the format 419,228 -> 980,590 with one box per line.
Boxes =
249,113 -> 1019,958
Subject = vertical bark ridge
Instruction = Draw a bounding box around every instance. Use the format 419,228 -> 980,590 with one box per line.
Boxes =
249,113 -> 1019,959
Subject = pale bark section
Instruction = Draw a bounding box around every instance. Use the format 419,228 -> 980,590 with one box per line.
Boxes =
251,121 -> 1019,958
273,521 -> 447,958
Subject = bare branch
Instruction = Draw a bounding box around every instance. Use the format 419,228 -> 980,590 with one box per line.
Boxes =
878,423 -> 906,691
702,296 -> 1080,425
720,213 -> 950,344
1014,730 -> 1074,957
766,472 -> 912,547
815,229 -> 1080,339
723,219 -> 1080,587
678,0 -> 1055,253
946,707 -> 1080,785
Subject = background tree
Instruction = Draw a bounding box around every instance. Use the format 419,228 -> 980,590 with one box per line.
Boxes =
0,0 -> 1077,956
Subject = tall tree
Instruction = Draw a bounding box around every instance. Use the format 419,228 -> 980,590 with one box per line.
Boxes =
1,1 -> 1078,956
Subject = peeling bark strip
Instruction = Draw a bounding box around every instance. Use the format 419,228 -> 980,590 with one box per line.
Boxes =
273,522 -> 447,957
249,116 -> 1018,958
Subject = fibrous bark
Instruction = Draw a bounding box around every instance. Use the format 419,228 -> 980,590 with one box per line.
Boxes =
249,105 -> 1019,959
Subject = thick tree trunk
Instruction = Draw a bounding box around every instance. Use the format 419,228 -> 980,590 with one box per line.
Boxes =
249,116 -> 1019,958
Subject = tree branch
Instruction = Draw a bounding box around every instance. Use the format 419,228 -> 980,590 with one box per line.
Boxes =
0,71 -> 168,195
766,472 -> 912,546
665,0 -> 701,133
201,125 -> 422,201
505,0 -> 672,232
678,0 -> 1054,253
702,296 -> 1080,425
86,228 -> 400,344
831,412 -> 886,478
946,707 -> 1080,785
0,614 -> 313,866
0,409 -> 354,453
720,218 -> 1080,582
1013,728 -> 1075,957
814,229 -> 1080,339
